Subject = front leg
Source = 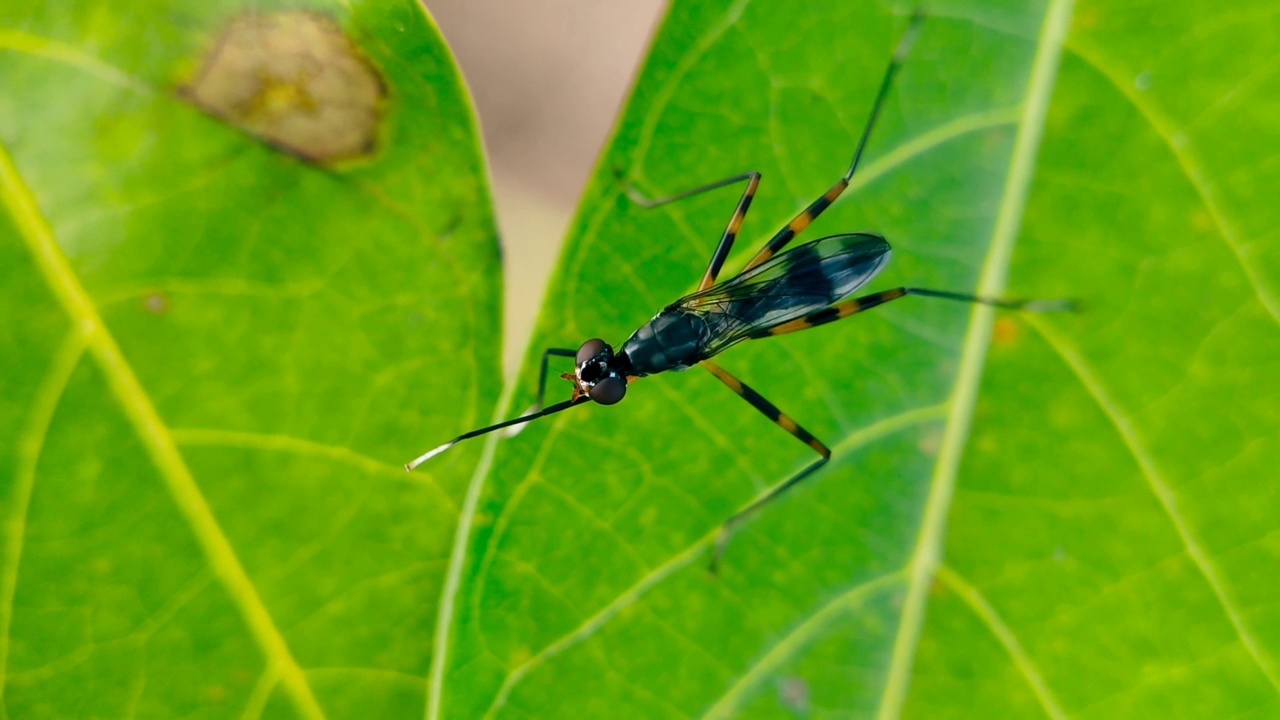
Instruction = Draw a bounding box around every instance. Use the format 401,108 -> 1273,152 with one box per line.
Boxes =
535,347 -> 577,411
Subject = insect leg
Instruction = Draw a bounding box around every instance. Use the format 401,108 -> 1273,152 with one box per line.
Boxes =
623,171 -> 759,211
700,360 -> 831,571
742,12 -> 925,272
623,171 -> 762,291
535,348 -> 577,412
696,172 -> 760,290
750,286 -> 1075,340
751,288 -> 913,338
902,287 -> 1077,313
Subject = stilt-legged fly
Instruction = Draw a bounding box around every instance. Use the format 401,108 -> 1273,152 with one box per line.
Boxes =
406,12 -> 1071,568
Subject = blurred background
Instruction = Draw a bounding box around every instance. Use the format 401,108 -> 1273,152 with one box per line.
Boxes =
424,1 -> 667,374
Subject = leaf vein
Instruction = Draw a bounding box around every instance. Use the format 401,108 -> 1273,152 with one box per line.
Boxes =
1064,40 -> 1280,325
1025,315 -> 1280,694
480,532 -> 709,720
171,427 -> 456,510
426,377 -> 522,720
480,402 -> 945,718
0,29 -> 151,93
0,331 -> 87,714
936,565 -> 1068,720
699,570 -> 908,720
0,139 -> 327,720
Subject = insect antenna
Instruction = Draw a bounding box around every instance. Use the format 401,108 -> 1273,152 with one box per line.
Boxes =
405,397 -> 588,471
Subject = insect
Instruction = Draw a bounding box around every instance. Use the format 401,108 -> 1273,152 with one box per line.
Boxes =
406,13 -> 1069,567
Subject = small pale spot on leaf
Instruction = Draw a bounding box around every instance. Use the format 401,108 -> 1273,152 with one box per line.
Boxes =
144,292 -> 169,314
777,676 -> 810,715
917,428 -> 942,456
183,11 -> 386,164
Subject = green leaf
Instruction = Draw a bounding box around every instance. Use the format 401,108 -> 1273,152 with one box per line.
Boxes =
1,1 -> 499,717
432,0 -> 1280,718
6,0 -> 1279,717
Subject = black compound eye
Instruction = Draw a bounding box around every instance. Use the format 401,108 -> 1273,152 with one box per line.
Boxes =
576,338 -> 608,365
588,376 -> 627,405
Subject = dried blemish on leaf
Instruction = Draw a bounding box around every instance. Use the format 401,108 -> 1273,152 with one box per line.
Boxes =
183,11 -> 386,164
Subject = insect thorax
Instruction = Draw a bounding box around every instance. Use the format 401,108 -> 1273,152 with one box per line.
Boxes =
620,309 -> 708,376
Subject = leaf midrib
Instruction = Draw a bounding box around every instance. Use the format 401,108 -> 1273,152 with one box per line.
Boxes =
0,138 -> 326,720
875,1 -> 1076,717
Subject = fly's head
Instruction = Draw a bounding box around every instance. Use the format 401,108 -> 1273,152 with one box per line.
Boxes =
561,338 -> 628,405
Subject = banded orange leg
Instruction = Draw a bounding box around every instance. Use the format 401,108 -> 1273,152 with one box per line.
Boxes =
748,286 -> 1076,340
700,360 -> 831,572
740,11 -> 925,271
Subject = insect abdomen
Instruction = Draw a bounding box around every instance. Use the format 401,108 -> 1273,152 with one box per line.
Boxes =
620,310 -> 707,375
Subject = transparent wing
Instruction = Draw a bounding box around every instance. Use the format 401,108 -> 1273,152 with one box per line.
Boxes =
674,232 -> 892,358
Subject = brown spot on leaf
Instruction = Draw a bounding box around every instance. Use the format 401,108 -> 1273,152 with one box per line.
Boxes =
183,12 -> 386,164
993,317 -> 1019,345
509,646 -> 532,665
929,573 -> 947,596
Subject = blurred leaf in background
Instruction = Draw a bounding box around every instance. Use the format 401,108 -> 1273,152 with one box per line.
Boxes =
1,0 -> 500,717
